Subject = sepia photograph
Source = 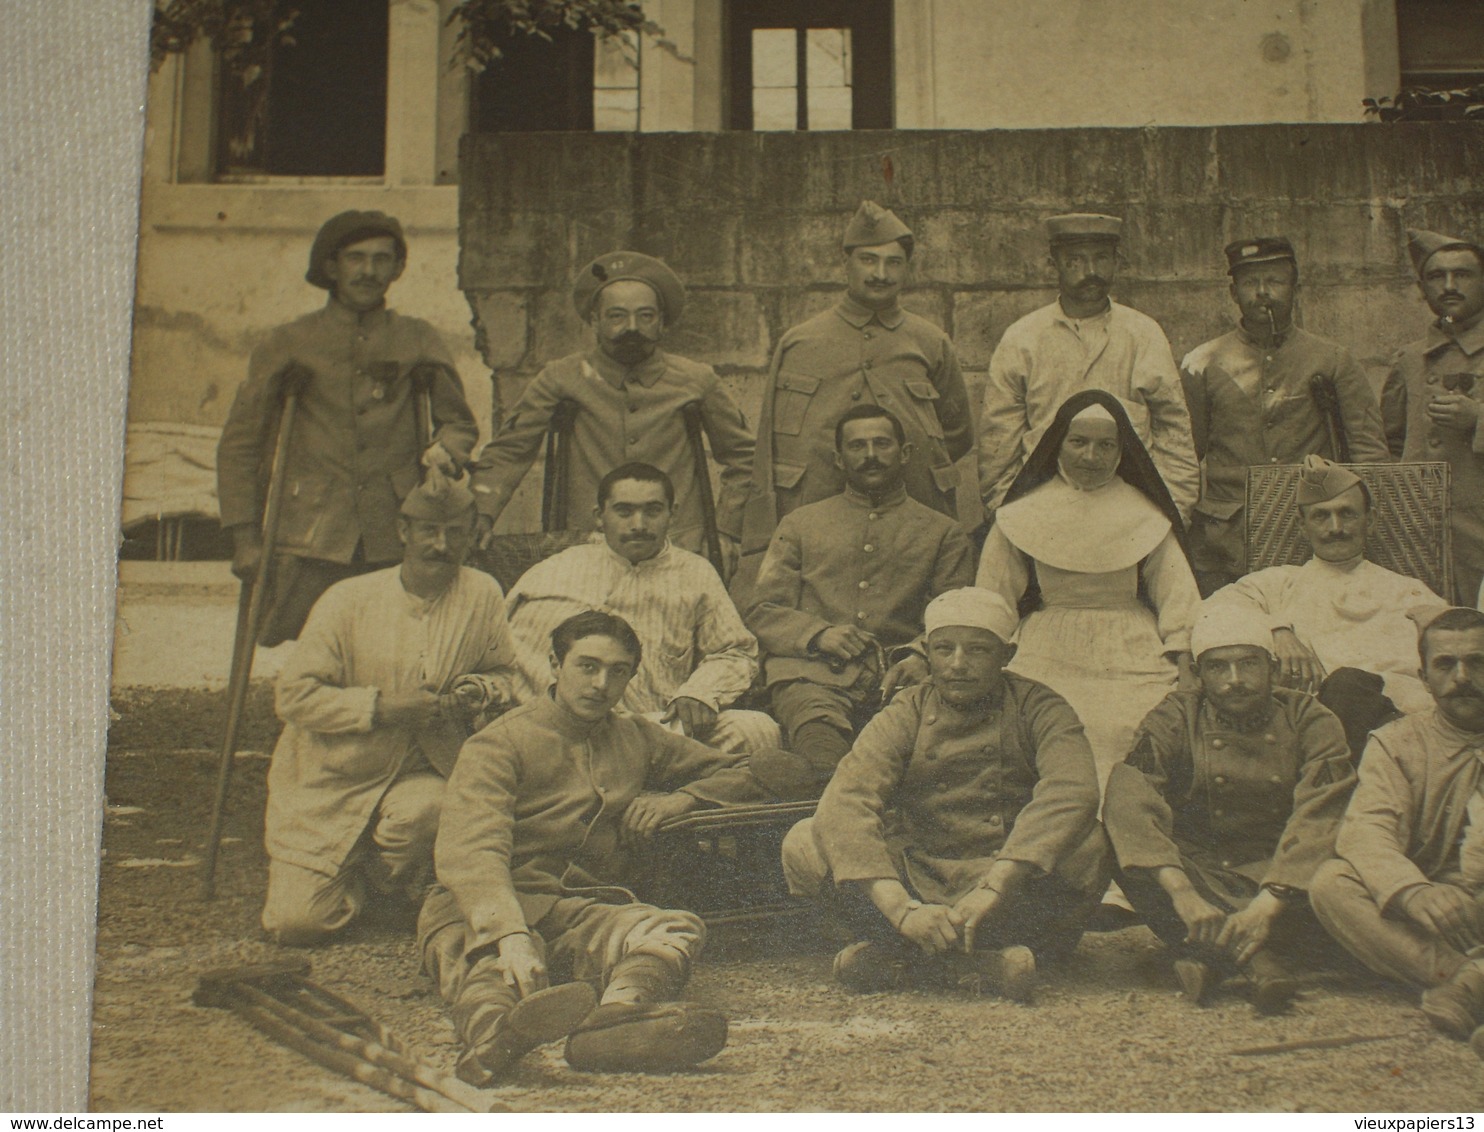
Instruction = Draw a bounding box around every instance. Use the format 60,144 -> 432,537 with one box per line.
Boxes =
75,0 -> 1484,1113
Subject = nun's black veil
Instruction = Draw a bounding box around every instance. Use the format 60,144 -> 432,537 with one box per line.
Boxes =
999,387 -> 1192,566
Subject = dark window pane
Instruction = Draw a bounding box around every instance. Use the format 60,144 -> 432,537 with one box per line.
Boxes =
1397,0 -> 1484,86
217,0 -> 388,177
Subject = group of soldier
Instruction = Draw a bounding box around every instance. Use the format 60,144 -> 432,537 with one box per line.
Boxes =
214,199 -> 1484,1085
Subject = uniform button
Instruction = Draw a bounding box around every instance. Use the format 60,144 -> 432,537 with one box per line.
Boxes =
371,386 -> 385,400
851,391 -> 862,401
1221,860 -> 1233,868
1264,356 -> 1273,363
629,437 -> 638,445
1213,809 -> 1224,817
863,361 -> 873,370
1264,733 -> 1277,743
596,785 -> 607,794
1214,775 -> 1226,785
863,544 -> 875,552
1430,436 -> 1443,448
1269,774 -> 1282,784
863,331 -> 873,340
1269,456 -> 1279,463
1427,375 -> 1439,385
868,512 -> 879,520
926,715 -> 938,724
858,580 -> 870,590
1211,738 -> 1225,749
856,611 -> 867,620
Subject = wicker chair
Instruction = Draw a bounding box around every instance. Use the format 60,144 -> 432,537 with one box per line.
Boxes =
1244,462 -> 1452,595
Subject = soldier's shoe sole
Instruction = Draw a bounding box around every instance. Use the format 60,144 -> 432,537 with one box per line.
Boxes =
1251,975 -> 1299,1016
565,1002 -> 729,1073
1421,984 -> 1479,1041
833,941 -> 911,994
1174,959 -> 1214,1007
457,982 -> 599,1085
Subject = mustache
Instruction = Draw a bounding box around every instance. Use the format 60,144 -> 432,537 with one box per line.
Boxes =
1072,275 -> 1109,290
1443,687 -> 1484,700
621,532 -> 656,541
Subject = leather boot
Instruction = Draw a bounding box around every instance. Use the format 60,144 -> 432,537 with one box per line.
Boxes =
1421,957 -> 1484,1040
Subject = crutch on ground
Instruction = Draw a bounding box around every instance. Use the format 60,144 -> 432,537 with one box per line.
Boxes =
194,959 -> 507,1113
680,400 -> 726,577
200,364 -> 312,901
540,398 -> 580,531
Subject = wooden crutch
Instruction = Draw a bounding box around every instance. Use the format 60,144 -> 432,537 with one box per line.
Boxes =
200,364 -> 312,900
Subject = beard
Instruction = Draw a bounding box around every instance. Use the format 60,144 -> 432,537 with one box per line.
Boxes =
605,330 -> 657,366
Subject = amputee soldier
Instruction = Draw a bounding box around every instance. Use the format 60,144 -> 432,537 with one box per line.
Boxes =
217,210 -> 477,645
471,251 -> 755,576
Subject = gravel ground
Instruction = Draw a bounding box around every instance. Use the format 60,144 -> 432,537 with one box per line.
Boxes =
91,691 -> 1483,1112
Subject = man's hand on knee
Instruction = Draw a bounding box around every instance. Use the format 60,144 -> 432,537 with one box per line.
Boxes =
1401,883 -> 1484,954
495,932 -> 549,998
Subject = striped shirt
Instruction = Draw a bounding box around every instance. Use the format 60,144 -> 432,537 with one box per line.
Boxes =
505,538 -> 758,713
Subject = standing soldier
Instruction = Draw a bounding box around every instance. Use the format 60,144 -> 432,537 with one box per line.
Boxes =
471,252 -> 755,577
216,210 -> 478,646
1180,236 -> 1390,594
977,213 -> 1199,523
741,200 -> 973,556
1388,228 -> 1484,604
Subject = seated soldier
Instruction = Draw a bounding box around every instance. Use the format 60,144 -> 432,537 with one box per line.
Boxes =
1103,606 -> 1357,1014
417,610 -> 767,1085
504,461 -> 777,754
1311,606 -> 1484,1057
781,588 -> 1110,1001
1204,454 -> 1445,756
745,405 -> 974,798
262,470 -> 516,945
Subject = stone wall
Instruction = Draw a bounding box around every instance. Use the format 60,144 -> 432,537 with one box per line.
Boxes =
460,125 -> 1484,530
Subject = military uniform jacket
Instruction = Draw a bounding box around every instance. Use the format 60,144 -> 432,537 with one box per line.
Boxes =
429,694 -> 765,952
1180,325 -> 1390,521
1104,688 -> 1355,891
745,486 -> 975,687
741,297 -> 973,552
216,298 -> 478,563
472,348 -> 755,549
1338,709 -> 1484,914
812,679 -> 1101,905
1390,315 -> 1484,600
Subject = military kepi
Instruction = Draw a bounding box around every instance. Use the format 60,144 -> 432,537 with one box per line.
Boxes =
1046,213 -> 1123,245
400,467 -> 476,521
1406,227 -> 1482,276
1225,235 -> 1296,275
843,200 -> 913,252
571,250 -> 686,325
306,210 -> 406,290
1295,454 -> 1366,506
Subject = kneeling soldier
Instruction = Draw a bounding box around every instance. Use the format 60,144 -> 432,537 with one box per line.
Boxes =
417,610 -> 765,1084
1104,606 -> 1356,1013
781,588 -> 1109,1001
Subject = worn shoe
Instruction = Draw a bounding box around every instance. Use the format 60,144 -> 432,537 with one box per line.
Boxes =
957,945 -> 1037,1003
455,982 -> 598,1086
1421,959 -> 1484,1040
749,748 -> 824,801
564,1001 -> 728,1073
1174,958 -> 1215,1006
832,940 -> 913,994
1470,1024 -> 1484,1061
1247,950 -> 1300,1016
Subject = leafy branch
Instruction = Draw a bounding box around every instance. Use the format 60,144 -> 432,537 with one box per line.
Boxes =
1364,84 -> 1484,121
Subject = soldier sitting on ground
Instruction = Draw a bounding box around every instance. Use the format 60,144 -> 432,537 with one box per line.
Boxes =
781,588 -> 1110,1002
1103,605 -> 1357,1014
417,610 -> 766,1085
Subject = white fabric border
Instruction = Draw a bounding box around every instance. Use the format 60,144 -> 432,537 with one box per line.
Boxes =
0,0 -> 149,1110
